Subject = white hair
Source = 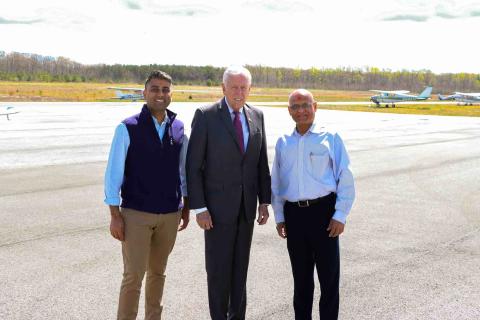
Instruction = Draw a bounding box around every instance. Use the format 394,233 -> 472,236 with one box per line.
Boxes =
222,65 -> 252,85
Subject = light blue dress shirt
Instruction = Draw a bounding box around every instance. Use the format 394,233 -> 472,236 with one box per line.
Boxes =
104,116 -> 188,206
271,123 -> 355,224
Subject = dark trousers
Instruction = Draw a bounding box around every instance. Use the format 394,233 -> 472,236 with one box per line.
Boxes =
205,203 -> 254,320
284,193 -> 340,320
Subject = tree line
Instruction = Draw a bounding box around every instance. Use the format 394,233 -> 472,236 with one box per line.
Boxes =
1,51 -> 479,92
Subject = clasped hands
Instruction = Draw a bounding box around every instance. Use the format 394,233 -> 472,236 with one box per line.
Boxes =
196,204 -> 269,230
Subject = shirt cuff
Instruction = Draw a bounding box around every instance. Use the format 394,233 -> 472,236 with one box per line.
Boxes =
274,210 -> 285,223
104,196 -> 121,206
332,210 -> 346,225
192,207 -> 208,215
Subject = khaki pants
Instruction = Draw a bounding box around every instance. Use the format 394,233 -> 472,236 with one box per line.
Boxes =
117,208 -> 180,320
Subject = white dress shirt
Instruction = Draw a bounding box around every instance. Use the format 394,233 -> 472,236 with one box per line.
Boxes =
271,123 -> 355,224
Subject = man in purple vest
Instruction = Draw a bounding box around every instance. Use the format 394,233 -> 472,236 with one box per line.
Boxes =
104,70 -> 189,320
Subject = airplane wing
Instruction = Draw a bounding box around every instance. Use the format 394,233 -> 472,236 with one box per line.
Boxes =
454,92 -> 480,97
0,110 -> 19,115
369,90 -> 410,94
108,87 -> 143,93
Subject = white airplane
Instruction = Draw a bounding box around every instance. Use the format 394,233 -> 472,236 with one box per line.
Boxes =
438,92 -> 480,105
1,106 -> 19,120
108,87 -> 144,101
108,86 -> 222,101
370,86 -> 433,108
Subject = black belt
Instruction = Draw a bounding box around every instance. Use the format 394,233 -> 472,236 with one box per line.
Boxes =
287,193 -> 333,208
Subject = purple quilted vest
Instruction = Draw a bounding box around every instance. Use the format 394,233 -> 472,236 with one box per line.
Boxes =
121,105 -> 184,214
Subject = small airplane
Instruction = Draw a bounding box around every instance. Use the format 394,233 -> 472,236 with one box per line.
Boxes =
438,92 -> 480,105
108,87 -> 144,101
369,86 -> 433,107
1,106 -> 19,120
107,86 -> 223,101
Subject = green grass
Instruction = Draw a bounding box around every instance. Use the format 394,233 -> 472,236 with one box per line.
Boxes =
1,81 -> 478,117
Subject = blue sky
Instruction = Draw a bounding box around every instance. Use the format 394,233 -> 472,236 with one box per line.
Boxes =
1,0 -> 479,73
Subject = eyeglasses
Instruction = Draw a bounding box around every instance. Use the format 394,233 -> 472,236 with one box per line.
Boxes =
289,103 -> 313,111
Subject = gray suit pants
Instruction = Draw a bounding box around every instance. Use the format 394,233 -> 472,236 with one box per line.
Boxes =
205,204 -> 254,320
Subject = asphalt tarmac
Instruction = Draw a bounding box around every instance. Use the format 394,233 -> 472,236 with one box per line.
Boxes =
1,102 -> 479,320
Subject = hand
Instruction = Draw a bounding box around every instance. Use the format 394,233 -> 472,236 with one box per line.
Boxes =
178,206 -> 190,231
109,208 -> 125,241
276,222 -> 287,239
196,210 -> 213,230
257,204 -> 269,225
327,219 -> 345,237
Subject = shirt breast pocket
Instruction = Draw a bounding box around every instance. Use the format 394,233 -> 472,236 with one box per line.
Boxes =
309,150 -> 330,176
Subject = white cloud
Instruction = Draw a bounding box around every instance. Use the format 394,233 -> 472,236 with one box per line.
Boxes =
0,17 -> 43,24
242,0 -> 314,13
121,0 -> 142,10
378,0 -> 480,21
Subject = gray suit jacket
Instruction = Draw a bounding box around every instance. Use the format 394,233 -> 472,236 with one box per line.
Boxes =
186,98 -> 271,224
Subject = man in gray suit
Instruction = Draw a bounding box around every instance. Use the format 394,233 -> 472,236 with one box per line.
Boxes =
186,66 -> 271,320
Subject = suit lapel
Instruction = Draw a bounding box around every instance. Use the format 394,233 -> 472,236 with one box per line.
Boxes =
218,98 -> 243,153
243,104 -> 257,156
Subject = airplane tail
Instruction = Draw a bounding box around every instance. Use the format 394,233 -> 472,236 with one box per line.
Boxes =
418,86 -> 432,99
438,94 -> 452,101
1,106 -> 19,120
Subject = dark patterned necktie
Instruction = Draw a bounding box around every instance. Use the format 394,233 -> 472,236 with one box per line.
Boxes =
233,111 -> 245,153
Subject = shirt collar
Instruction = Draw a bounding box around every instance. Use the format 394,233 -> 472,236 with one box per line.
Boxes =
151,114 -> 169,127
292,122 -> 322,136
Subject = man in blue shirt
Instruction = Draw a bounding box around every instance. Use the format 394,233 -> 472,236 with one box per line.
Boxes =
104,70 -> 189,320
271,89 -> 355,320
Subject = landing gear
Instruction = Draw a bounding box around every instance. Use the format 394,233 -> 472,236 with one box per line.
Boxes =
392,104 -> 396,108
385,104 -> 389,108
